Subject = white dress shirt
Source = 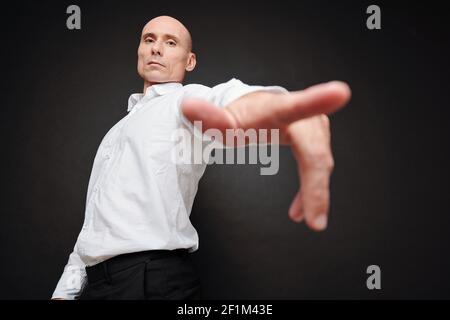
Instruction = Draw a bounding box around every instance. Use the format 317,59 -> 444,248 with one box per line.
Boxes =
52,78 -> 288,299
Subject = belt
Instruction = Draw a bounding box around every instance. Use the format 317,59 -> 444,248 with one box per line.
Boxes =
85,249 -> 189,283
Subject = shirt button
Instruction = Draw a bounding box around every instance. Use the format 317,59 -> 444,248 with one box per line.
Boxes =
94,187 -> 99,192
105,154 -> 110,160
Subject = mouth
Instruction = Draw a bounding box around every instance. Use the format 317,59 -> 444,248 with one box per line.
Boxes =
147,61 -> 164,67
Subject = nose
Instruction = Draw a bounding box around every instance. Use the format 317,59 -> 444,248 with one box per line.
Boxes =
151,40 -> 163,56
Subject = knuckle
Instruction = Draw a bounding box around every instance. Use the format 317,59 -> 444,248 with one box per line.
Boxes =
328,156 -> 335,171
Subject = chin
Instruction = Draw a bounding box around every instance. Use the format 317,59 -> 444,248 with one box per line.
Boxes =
143,73 -> 169,83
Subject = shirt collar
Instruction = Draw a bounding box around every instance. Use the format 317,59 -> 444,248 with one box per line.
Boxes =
127,82 -> 183,112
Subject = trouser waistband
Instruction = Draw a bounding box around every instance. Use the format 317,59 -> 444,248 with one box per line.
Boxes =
85,249 -> 189,283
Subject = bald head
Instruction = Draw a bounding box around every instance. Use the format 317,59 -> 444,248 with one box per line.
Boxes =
142,16 -> 192,52
137,15 -> 196,90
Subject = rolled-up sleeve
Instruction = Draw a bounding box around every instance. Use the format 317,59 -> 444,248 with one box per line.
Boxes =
205,77 -> 289,107
180,78 -> 289,142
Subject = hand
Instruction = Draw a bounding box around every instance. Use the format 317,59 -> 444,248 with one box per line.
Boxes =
181,81 -> 351,231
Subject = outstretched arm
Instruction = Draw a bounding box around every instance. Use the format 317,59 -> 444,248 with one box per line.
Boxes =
181,81 -> 351,231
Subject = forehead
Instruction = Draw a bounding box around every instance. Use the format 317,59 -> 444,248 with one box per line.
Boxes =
141,19 -> 185,39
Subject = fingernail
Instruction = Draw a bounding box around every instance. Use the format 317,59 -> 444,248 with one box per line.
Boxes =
314,215 -> 328,230
328,80 -> 343,86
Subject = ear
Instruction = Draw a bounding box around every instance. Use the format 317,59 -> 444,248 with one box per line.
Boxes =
185,52 -> 196,72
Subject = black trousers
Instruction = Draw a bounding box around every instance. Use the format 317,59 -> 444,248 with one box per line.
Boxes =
78,249 -> 202,300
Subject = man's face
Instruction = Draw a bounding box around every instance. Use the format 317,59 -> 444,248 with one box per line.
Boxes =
137,16 -> 195,86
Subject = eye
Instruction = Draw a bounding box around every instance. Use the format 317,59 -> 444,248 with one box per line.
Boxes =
144,38 -> 154,43
167,40 -> 176,46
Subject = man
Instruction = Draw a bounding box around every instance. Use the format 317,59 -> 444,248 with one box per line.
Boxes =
52,15 -> 351,300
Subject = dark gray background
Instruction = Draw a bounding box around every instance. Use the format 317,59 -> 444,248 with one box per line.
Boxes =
1,0 -> 449,299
